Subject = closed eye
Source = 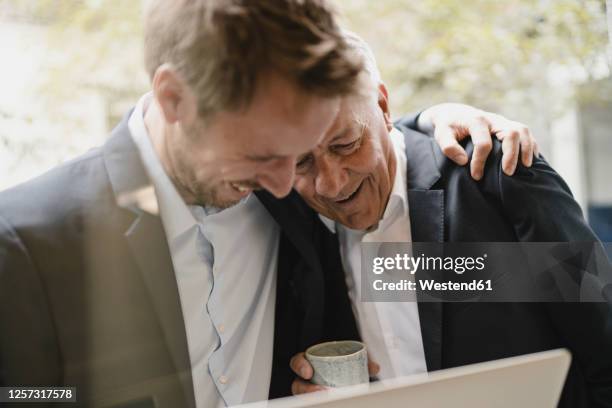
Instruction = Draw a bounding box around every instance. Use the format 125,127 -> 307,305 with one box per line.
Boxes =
296,154 -> 314,172
332,138 -> 361,155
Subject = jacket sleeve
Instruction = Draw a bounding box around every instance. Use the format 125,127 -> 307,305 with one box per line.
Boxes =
495,149 -> 612,407
0,214 -> 61,389
393,112 -> 427,135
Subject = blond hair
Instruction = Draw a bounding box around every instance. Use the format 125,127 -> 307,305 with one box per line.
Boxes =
144,0 -> 364,118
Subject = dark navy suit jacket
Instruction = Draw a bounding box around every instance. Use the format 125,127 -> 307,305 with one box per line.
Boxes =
296,118 -> 612,407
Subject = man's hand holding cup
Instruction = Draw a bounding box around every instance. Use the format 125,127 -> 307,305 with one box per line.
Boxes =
289,341 -> 381,395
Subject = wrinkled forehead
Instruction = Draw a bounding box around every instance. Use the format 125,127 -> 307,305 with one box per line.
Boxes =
317,94 -> 374,147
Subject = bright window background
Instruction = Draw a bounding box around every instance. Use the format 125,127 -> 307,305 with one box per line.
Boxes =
1,1 -> 611,237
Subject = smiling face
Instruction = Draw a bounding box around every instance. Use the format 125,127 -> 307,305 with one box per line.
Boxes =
142,0 -> 366,209
150,72 -> 341,209
293,84 -> 396,230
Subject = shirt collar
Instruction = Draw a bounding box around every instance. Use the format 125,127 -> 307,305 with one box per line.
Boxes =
319,127 -> 409,234
128,93 -> 198,241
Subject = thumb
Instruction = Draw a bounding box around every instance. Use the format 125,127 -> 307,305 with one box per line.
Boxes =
434,125 -> 469,166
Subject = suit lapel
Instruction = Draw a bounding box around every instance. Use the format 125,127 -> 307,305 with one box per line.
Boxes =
125,212 -> 195,407
408,190 -> 444,372
255,190 -> 321,273
256,190 -> 327,398
399,123 -> 446,372
256,190 -> 326,341
103,116 -> 195,408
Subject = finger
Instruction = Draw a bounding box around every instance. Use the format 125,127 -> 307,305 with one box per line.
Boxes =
519,127 -> 534,167
499,130 -> 520,176
290,353 -> 313,380
467,119 -> 493,180
434,126 -> 469,166
368,359 -> 380,376
291,379 -> 326,395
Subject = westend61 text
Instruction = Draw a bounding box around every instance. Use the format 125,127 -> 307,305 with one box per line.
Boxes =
373,279 -> 493,292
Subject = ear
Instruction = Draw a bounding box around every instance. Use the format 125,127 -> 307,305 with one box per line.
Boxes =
151,64 -> 197,124
377,83 -> 393,132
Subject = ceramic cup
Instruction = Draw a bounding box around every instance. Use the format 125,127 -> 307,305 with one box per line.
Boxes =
305,340 -> 369,388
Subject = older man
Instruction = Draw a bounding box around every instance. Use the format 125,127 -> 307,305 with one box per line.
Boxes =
0,1 -> 539,407
289,35 -> 612,407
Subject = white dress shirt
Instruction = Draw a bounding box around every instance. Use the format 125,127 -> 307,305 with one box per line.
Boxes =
320,128 -> 428,380
128,94 -> 278,407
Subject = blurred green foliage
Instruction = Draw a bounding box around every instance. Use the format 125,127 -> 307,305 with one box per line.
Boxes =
2,0 -> 610,118
2,0 -> 145,102
337,0 -> 609,115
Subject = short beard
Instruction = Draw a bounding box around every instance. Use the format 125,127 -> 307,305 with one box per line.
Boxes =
191,184 -> 242,210
170,159 -> 241,210
161,127 -> 241,210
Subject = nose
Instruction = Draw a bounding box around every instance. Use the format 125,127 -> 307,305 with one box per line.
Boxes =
257,157 -> 296,198
314,156 -> 345,199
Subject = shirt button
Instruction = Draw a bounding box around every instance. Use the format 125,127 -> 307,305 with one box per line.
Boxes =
219,375 -> 228,384
218,324 -> 225,334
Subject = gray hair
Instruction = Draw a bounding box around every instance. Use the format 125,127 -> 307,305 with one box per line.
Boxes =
342,30 -> 382,86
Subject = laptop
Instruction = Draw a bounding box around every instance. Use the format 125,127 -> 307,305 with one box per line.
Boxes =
234,349 -> 571,408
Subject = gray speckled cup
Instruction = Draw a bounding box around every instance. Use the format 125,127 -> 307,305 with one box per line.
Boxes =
305,340 -> 369,388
